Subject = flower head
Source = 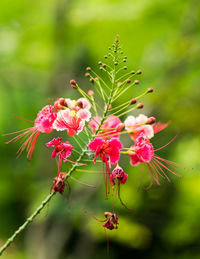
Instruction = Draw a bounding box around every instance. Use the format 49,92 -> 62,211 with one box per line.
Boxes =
5,105 -> 57,160
124,114 -> 154,140
53,98 -> 91,136
46,137 -> 73,161
89,115 -> 122,138
128,134 -> 181,187
88,137 -> 123,164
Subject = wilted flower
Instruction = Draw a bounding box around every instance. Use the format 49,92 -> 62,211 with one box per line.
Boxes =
102,212 -> 119,230
110,165 -> 128,185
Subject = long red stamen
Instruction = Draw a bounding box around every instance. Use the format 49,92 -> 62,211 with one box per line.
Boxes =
154,132 -> 180,152
154,157 -> 181,177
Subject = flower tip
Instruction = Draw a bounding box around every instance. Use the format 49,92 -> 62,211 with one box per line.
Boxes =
148,87 -> 154,93
137,102 -> 144,109
147,117 -> 156,124
134,79 -> 139,85
126,78 -> 131,84
88,90 -> 94,96
86,66 -> 91,71
137,69 -> 142,74
130,98 -> 137,105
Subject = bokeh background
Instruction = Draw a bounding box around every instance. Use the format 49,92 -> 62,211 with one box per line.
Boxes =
1,0 -> 200,258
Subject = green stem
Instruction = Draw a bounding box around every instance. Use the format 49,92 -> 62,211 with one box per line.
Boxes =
0,192 -> 55,256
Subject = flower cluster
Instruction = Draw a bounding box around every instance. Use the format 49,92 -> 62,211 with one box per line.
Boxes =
4,37 -> 183,245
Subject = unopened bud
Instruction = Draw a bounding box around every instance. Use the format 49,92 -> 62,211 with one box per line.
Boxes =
54,98 -> 67,110
88,90 -> 94,96
117,81 -> 123,87
104,55 -> 108,59
70,79 -> 76,85
123,66 -> 127,70
116,123 -> 125,132
98,61 -> 102,65
114,61 -> 118,66
89,78 -> 94,83
130,98 -> 137,104
100,66 -> 103,70
94,77 -> 98,80
86,67 -> 91,71
108,104 -> 112,110
137,102 -> 144,109
148,88 -> 153,93
137,69 -> 142,74
77,100 -> 83,108
85,72 -> 90,77
134,80 -> 139,85
126,78 -> 131,83
102,64 -> 106,68
147,116 -> 156,124
131,70 -> 135,74
123,59 -> 127,63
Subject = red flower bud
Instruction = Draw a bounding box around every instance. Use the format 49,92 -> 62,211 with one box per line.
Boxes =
148,88 -> 153,93
89,78 -> 94,83
134,80 -> 139,85
147,116 -> 156,124
130,98 -> 137,105
88,90 -> 94,96
86,67 -> 91,71
137,69 -> 142,74
85,72 -> 90,77
137,102 -> 144,109
116,123 -> 125,132
126,78 -> 131,83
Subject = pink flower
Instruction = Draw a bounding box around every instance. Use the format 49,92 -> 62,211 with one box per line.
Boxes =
46,137 -> 73,162
102,212 -> 119,230
53,108 -> 90,136
88,115 -> 122,138
88,137 -> 123,164
128,136 -> 154,166
53,98 -> 91,136
110,166 -> 128,185
128,134 -> 181,187
124,114 -> 154,140
34,105 -> 57,133
5,105 -> 57,160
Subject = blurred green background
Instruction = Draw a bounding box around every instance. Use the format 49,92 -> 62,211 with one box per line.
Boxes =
0,0 -> 200,258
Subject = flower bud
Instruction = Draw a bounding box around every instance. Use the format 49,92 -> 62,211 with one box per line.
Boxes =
88,90 -> 94,96
89,78 -> 95,83
77,100 -> 83,108
53,173 -> 67,194
114,61 -> 118,66
137,69 -> 142,74
117,81 -> 123,87
54,98 -> 67,110
126,78 -> 131,83
131,70 -> 135,74
147,116 -> 156,124
134,80 -> 139,84
130,98 -> 137,104
137,102 -> 144,109
86,67 -> 91,71
102,64 -> 106,68
85,72 -> 90,77
148,87 -> 153,93
70,79 -> 76,85
98,61 -> 102,65
116,123 -> 125,132
123,66 -> 127,70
